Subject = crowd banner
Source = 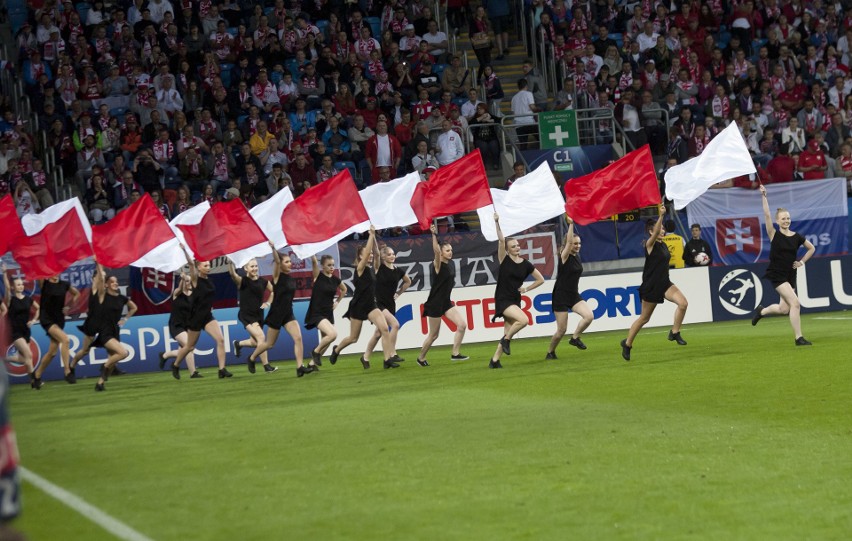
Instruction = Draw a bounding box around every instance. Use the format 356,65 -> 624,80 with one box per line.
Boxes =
686,178 -> 849,266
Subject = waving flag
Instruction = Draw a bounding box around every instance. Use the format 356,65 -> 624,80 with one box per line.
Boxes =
176,199 -> 268,262
564,145 -> 659,225
11,199 -> 92,279
665,122 -> 757,210
92,194 -> 177,269
0,195 -> 23,255
359,172 -> 421,229
410,150 -> 493,228
227,188 -> 295,267
477,163 -> 565,241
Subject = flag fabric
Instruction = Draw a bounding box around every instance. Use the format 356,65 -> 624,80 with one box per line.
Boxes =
359,172 -> 420,230
410,149 -> 493,228
281,170 -> 370,259
227,188 -> 295,267
0,195 -> 24,255
563,145 -> 659,225
129,204 -> 211,272
176,199 -> 268,262
665,122 -> 757,210
11,199 -> 93,279
92,194 -> 177,269
477,163 -> 566,241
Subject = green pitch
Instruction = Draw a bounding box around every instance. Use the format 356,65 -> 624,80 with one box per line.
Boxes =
10,313 -> 852,540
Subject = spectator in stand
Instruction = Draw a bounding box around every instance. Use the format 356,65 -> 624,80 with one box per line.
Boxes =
798,139 -> 828,181
86,174 -> 115,223
76,134 -> 106,195
24,158 -> 54,210
435,118 -> 465,166
825,113 -> 851,158
472,103 -> 501,171
684,224 -> 713,267
365,120 -> 402,184
503,162 -> 526,190
521,60 -> 549,111
511,79 -> 539,150
781,117 -> 807,154
289,153 -> 316,196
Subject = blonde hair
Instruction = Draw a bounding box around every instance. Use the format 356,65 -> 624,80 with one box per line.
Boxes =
775,207 -> 790,218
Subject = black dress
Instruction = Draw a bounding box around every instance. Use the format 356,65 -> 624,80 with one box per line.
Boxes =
187,276 -> 215,331
305,273 -> 341,329
375,265 -> 406,314
238,277 -> 268,327
92,293 -> 128,347
638,241 -> 673,304
423,261 -> 455,318
494,257 -> 536,319
169,293 -> 193,338
8,296 -> 33,343
344,266 -> 377,321
79,291 -> 104,337
764,232 -> 806,289
552,254 -> 584,312
265,273 -> 296,330
39,280 -> 70,331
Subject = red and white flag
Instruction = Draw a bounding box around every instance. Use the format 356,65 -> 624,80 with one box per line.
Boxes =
410,150 -> 493,228
11,199 -> 93,279
227,188 -> 295,267
281,170 -> 370,259
176,199 -> 268,262
92,194 -> 178,269
359,172 -> 420,229
0,195 -> 24,256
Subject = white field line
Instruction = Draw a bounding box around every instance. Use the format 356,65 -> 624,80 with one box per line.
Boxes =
20,467 -> 155,541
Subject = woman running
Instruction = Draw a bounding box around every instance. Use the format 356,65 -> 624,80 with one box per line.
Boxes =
265,244 -> 312,377
34,275 -> 80,384
159,273 -> 201,378
620,205 -> 689,361
304,253 -> 347,367
2,266 -> 40,388
69,263 -> 108,382
169,254 -> 230,379
415,223 -> 469,367
86,263 -> 137,391
751,184 -> 816,345
489,214 -> 545,368
329,227 -> 398,369
546,216 -> 594,359
362,244 -> 411,367
230,258 -> 278,374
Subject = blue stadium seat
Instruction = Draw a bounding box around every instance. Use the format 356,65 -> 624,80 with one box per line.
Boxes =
9,10 -> 28,33
76,3 -> 90,23
227,27 -> 238,37
335,161 -> 358,181
220,63 -> 233,88
316,20 -> 330,41
433,63 -> 446,77
366,17 -> 381,38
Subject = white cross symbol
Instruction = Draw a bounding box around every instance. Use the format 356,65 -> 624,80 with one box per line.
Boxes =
724,219 -> 754,251
548,125 -> 572,146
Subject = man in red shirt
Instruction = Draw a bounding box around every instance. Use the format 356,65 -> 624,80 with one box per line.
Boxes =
365,120 -> 402,184
766,143 -> 797,183
797,139 -> 828,180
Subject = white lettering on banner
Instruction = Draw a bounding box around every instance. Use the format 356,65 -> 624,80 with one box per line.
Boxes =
831,260 -> 852,304
805,233 -> 832,247
799,265 -> 830,308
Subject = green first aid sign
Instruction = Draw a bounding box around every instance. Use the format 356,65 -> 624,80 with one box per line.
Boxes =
538,110 -> 579,149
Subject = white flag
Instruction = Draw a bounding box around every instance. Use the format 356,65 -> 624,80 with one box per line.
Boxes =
227,188 -> 295,267
131,202 -> 210,272
359,172 -> 420,230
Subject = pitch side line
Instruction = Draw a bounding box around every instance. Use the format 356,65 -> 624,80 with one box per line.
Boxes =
20,467 -> 155,541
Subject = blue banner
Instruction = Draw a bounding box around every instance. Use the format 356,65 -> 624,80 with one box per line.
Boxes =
520,145 -> 614,183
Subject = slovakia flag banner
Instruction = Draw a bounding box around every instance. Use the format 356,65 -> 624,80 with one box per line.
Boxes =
686,178 -> 848,265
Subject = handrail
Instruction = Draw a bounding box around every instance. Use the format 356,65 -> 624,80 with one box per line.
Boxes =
517,0 -> 528,61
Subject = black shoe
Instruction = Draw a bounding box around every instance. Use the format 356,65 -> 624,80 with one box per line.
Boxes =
171,364 -> 181,380
751,305 -> 764,326
158,351 -> 167,370
94,382 -> 105,392
329,346 -> 340,365
233,340 -> 242,358
389,354 -> 405,363
416,358 -> 429,367
667,331 -> 687,345
620,339 -> 631,361
545,351 -> 557,360
308,363 -> 319,372
297,365 -> 311,377
451,353 -> 469,361
32,378 -> 43,390
111,367 -> 126,376
311,350 -> 322,366
360,357 -> 370,369
795,336 -> 812,346
569,337 -> 587,350
247,358 -> 256,374
384,359 -> 400,369
488,359 -> 503,369
218,368 -> 233,378
190,371 -> 203,378
67,367 -> 77,384
264,364 -> 278,373
500,336 -> 511,355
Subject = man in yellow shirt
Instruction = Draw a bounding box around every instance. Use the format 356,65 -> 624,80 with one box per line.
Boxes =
662,219 -> 685,269
249,120 -> 275,157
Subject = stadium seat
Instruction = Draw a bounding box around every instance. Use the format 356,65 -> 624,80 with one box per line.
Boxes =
316,20 -> 330,41
220,63 -> 233,88
335,161 -> 358,181
9,10 -> 28,33
76,3 -> 90,22
366,16 -> 381,39
227,27 -> 238,37
433,63 -> 446,77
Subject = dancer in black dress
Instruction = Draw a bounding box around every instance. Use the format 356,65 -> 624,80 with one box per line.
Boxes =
416,223 -> 469,366
620,205 -> 689,361
230,258 -> 278,374
363,244 -> 411,367
330,226 -> 399,369
169,251 -> 230,379
546,216 -> 594,359
69,263 -> 108,383
2,266 -> 40,388
33,276 -> 80,384
304,253 -> 347,367
489,214 -> 545,368
158,273 -> 202,378
751,184 -> 816,345
265,244 -> 312,377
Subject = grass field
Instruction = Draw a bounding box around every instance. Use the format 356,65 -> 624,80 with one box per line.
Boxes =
9,313 -> 852,541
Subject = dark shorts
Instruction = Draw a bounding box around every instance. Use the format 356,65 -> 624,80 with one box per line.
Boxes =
265,309 -> 296,330
376,300 -> 397,315
40,317 -> 65,332
423,300 -> 454,318
766,271 -> 797,291
169,324 -> 187,339
305,311 -> 333,330
92,325 -> 120,348
187,311 -> 214,332
639,280 -> 674,305
552,292 -> 584,313
10,328 -> 30,344
238,314 -> 263,328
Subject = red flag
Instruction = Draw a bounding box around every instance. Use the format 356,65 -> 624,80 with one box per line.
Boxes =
0,195 -> 24,255
410,149 -> 493,228
11,199 -> 93,279
564,145 -> 659,225
92,194 -> 177,268
281,169 -> 370,246
176,199 -> 268,261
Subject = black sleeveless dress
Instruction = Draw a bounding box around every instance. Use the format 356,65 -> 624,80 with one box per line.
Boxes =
305,273 -> 341,329
375,265 -> 406,314
423,261 -> 455,318
238,277 -> 268,327
79,291 -> 104,337
39,280 -> 70,331
187,276 -> 216,331
92,293 -> 128,347
265,273 -> 296,330
169,293 -> 193,338
344,266 -> 377,321
493,257 -> 535,319
8,296 -> 33,343
639,241 -> 673,304
552,254 -> 583,311
764,232 -> 806,289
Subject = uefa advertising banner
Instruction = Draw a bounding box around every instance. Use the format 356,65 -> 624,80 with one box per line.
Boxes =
687,178 -> 848,266
709,255 -> 852,322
